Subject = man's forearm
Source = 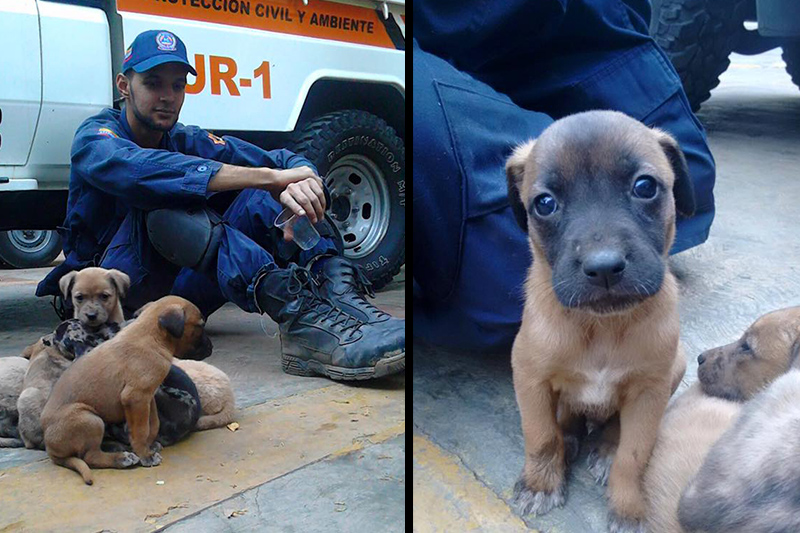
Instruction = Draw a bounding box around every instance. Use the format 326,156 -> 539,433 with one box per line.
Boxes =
207,164 -> 272,192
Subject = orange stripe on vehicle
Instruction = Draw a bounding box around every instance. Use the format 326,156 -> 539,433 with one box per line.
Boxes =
117,0 -> 396,49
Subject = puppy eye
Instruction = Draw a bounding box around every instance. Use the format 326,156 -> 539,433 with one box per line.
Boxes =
101,294 -> 110,301
632,176 -> 658,199
533,194 -> 558,217
75,295 -> 84,302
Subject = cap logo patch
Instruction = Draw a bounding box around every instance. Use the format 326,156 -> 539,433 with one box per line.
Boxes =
156,32 -> 177,51
124,46 -> 132,63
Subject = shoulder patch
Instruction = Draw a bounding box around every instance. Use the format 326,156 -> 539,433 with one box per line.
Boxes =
208,132 -> 226,145
98,127 -> 119,138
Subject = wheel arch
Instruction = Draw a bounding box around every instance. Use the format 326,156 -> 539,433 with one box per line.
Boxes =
291,77 -> 405,141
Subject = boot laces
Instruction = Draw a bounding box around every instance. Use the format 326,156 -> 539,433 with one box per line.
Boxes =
287,265 -> 364,334
336,263 -> 389,320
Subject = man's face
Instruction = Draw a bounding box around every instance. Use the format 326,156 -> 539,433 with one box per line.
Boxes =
125,62 -> 188,132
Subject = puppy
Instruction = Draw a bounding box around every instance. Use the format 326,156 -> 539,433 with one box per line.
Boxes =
59,267 -> 129,327
679,370 -> 800,533
104,363 -> 202,448
643,306 -> 800,532
643,383 -> 740,533
696,306 -> 800,401
0,357 -> 29,447
174,360 -> 236,430
14,268 -> 128,449
40,296 -> 212,485
506,111 -> 694,531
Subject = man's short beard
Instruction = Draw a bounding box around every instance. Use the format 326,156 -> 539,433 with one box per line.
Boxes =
129,85 -> 176,132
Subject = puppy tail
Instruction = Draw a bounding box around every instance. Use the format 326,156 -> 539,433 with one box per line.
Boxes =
53,456 -> 94,485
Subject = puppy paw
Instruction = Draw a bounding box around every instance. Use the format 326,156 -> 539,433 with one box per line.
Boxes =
117,451 -> 140,468
607,511 -> 645,533
587,448 -> 614,486
512,478 -> 566,517
149,441 -> 163,454
139,452 -> 162,467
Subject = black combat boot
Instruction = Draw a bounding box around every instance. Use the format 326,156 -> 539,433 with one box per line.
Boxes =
256,264 -> 405,380
312,256 -> 403,327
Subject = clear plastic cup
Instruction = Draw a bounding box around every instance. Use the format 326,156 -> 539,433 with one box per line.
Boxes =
274,207 -> 321,250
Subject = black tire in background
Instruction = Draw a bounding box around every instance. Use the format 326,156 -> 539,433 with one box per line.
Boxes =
650,0 -> 749,111
292,110 -> 405,291
0,230 -> 63,268
782,42 -> 800,89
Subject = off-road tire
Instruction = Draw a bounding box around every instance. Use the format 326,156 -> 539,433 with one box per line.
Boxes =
292,110 -> 405,291
650,0 -> 749,111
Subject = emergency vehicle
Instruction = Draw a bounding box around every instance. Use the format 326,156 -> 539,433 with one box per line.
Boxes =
0,0 -> 405,289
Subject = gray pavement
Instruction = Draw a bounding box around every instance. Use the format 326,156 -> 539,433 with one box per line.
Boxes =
413,48 -> 800,531
0,265 -> 405,531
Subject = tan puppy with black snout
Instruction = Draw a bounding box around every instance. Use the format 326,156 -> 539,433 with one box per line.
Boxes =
41,295 -> 213,485
506,111 -> 695,532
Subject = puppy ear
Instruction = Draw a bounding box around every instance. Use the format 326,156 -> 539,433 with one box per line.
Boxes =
159,305 -> 186,339
655,130 -> 696,217
506,139 -> 536,232
59,271 -> 78,300
107,269 -> 131,299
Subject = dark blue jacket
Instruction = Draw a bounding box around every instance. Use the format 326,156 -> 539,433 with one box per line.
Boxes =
36,107 -> 314,298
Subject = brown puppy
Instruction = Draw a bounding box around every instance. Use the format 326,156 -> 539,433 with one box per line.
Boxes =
643,383 -> 740,533
643,306 -> 800,533
506,111 -> 694,532
41,295 -> 212,485
59,267 -> 129,327
15,267 -> 129,450
173,360 -> 236,430
696,305 -> 800,401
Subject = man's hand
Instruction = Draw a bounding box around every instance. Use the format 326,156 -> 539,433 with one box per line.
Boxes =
208,164 -> 326,223
270,167 -> 326,223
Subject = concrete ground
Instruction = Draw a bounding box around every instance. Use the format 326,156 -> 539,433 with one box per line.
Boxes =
413,48 -> 800,531
0,266 -> 405,532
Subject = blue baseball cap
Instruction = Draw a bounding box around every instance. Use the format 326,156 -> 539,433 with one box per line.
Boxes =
123,30 -> 197,76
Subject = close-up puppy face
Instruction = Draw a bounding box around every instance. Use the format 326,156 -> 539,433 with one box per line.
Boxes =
155,298 -> 213,361
506,111 -> 695,314
697,307 -> 800,401
59,268 -> 130,328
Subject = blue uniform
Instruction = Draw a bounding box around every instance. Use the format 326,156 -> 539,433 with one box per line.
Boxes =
413,0 -> 717,352
37,107 -> 337,316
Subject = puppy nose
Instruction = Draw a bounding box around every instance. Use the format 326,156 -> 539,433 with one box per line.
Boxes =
86,312 -> 98,321
583,250 -> 626,288
697,353 -> 706,365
